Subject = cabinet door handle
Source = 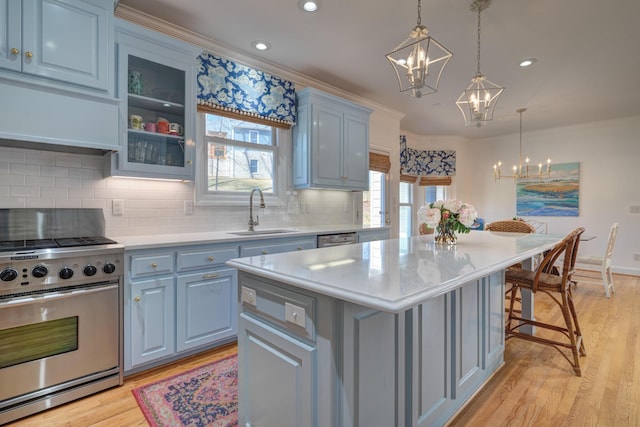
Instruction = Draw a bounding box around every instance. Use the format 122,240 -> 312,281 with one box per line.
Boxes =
151,263 -> 158,268
134,296 -> 141,302
208,256 -> 215,261
203,273 -> 218,279
261,250 -> 268,255
24,51 -> 33,58
296,247 -> 303,250
10,48 -> 19,55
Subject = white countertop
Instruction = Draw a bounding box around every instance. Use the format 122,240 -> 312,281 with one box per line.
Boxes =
227,231 -> 563,313
111,225 -> 388,250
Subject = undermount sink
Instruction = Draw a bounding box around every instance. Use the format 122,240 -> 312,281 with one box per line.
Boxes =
227,229 -> 297,236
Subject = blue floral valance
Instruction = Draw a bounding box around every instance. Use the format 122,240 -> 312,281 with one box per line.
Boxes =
400,135 -> 456,176
197,53 -> 296,127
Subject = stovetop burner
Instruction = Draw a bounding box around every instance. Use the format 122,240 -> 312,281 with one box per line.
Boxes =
0,236 -> 117,252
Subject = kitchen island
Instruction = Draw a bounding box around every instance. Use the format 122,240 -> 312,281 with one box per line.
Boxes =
227,231 -> 562,427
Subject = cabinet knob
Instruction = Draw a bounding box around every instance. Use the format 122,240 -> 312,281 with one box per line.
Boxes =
261,250 -> 268,255
187,160 -> 192,165
208,256 -> 215,261
151,263 -> 158,268
24,51 -> 33,58
10,48 -> 19,55
134,296 -> 141,302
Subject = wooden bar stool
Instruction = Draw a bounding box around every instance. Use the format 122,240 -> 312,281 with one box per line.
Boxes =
505,227 -> 586,376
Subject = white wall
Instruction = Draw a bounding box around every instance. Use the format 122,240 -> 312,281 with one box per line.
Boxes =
467,115 -> 640,275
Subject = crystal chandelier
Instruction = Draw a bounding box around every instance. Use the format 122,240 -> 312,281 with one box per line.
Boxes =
385,0 -> 453,98
493,108 -> 551,181
456,0 -> 504,127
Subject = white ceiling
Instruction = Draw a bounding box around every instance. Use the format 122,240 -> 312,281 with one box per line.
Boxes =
117,0 -> 640,139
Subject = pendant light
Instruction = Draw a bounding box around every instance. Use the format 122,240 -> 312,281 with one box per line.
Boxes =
456,0 -> 504,127
385,0 -> 453,98
493,108 -> 551,181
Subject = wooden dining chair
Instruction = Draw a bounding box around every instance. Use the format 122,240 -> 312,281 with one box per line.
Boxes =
505,227 -> 586,376
484,219 -> 537,234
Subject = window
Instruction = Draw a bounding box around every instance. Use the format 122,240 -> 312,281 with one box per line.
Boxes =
399,181 -> 413,237
425,185 -> 447,204
196,113 -> 286,205
363,152 -> 390,228
363,171 -> 385,227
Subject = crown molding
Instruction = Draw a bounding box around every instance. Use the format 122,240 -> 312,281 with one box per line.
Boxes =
114,4 -> 403,121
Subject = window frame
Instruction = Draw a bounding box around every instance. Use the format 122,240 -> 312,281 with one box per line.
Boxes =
195,112 -> 290,207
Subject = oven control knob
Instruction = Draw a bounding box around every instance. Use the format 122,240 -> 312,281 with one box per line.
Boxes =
83,265 -> 98,277
103,263 -> 116,274
1,268 -> 18,282
59,267 -> 74,280
32,265 -> 49,278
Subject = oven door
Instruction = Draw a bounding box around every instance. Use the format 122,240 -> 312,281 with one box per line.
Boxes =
0,282 -> 119,402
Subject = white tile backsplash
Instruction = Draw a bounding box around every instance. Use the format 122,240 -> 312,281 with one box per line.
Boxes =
0,145 -> 356,237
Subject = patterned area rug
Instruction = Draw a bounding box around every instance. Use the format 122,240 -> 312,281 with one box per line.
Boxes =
132,353 -> 238,427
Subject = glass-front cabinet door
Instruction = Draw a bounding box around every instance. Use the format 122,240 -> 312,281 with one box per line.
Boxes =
111,20 -> 200,180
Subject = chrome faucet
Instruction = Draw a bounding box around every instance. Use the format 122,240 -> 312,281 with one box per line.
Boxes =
248,187 -> 266,231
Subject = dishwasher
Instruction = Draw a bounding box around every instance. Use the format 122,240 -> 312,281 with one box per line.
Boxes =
317,232 -> 358,247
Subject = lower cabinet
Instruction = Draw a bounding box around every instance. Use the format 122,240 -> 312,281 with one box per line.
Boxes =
239,313 -> 315,427
176,268 -> 237,352
125,245 -> 239,372
130,276 -> 175,367
357,228 -> 390,243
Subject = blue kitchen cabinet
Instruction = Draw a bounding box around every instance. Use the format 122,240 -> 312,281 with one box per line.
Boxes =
176,267 -> 237,352
0,0 -> 114,91
130,276 -> 176,368
0,0 -> 120,152
293,87 -> 372,190
357,228 -> 390,243
110,19 -> 202,180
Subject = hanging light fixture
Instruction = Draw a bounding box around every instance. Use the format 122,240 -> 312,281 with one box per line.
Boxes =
385,0 -> 453,98
493,108 -> 551,181
456,0 -> 504,127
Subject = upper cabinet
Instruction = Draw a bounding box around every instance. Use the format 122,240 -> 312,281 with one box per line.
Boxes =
293,87 -> 372,191
0,0 -> 114,92
109,19 -> 202,180
0,0 -> 120,153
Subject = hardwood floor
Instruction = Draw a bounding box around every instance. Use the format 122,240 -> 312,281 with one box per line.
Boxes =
6,343 -> 237,427
7,273 -> 639,426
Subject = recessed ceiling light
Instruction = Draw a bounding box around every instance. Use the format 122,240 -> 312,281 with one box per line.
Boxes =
519,58 -> 538,67
298,0 -> 319,12
252,41 -> 271,51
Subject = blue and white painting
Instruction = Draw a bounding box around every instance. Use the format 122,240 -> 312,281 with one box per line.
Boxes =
516,162 -> 580,217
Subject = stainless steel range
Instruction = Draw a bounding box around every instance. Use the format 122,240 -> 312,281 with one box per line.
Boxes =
0,208 -> 124,424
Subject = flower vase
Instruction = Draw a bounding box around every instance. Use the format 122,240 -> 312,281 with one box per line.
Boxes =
435,222 -> 457,245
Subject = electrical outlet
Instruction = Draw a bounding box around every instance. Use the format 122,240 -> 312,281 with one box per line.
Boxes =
112,199 -> 124,216
634,254 -> 640,262
285,302 -> 306,328
184,200 -> 193,215
630,206 -> 640,214
241,286 -> 256,306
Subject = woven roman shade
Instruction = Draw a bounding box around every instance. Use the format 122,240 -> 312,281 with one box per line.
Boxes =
400,174 -> 418,183
369,152 -> 391,173
419,176 -> 452,186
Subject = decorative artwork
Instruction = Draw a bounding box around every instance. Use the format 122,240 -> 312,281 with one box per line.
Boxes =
516,162 -> 580,217
400,135 -> 456,176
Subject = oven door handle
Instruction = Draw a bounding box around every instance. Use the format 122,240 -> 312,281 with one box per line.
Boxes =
0,284 -> 119,307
